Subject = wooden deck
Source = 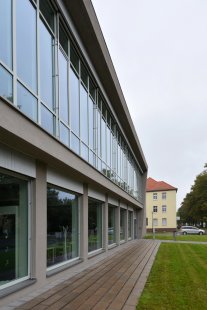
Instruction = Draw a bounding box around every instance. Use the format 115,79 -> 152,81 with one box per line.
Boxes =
14,240 -> 160,310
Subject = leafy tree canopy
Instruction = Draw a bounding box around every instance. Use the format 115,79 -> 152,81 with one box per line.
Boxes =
177,163 -> 207,226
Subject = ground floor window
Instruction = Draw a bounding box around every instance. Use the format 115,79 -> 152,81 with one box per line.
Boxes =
120,208 -> 126,241
0,171 -> 28,288
47,186 -> 79,268
108,205 -> 116,245
128,210 -> 133,239
88,198 -> 102,252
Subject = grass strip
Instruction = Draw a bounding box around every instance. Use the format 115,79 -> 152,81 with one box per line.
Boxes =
137,243 -> 207,310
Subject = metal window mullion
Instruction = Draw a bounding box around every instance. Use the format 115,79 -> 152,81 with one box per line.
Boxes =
55,13 -> 59,139
13,0 -> 17,106
67,40 -> 71,147
37,0 -> 41,124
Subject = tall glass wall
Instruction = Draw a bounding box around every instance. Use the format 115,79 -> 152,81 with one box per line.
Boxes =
120,208 -> 126,241
0,172 -> 28,287
47,186 -> 79,268
108,205 -> 116,245
128,210 -> 133,239
88,198 -> 102,252
0,0 -> 143,202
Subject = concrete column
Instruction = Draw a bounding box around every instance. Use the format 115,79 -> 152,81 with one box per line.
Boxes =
115,201 -> 120,245
31,161 -> 47,283
80,183 -> 88,260
103,194 -> 108,252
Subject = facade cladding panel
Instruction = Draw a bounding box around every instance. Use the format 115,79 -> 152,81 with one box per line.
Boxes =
0,0 -> 147,306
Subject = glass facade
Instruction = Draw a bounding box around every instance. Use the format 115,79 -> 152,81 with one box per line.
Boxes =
47,186 -> 79,268
0,172 -> 28,287
0,0 -> 144,202
108,205 -> 116,245
120,208 -> 126,241
128,210 -> 133,239
88,198 -> 102,252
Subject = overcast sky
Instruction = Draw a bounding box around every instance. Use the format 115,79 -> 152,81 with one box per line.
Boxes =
92,0 -> 207,209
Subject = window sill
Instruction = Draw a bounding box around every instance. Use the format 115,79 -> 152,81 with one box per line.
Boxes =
88,248 -> 104,259
0,279 -> 36,299
108,243 -> 117,250
46,258 -> 83,277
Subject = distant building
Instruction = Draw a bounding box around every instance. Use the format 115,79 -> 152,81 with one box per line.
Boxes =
146,178 -> 177,232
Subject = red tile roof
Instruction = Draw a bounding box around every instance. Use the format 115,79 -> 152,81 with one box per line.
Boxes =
146,177 -> 177,192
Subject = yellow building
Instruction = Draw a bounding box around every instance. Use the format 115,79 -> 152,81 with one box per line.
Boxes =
146,178 -> 177,232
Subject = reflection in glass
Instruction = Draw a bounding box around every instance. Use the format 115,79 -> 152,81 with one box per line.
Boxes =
59,24 -> 68,55
120,208 -> 126,241
41,104 -> 54,135
89,98 -> 94,149
81,143 -> 88,161
71,133 -> 80,155
40,20 -> 53,109
17,83 -> 37,121
88,198 -> 102,252
128,211 -> 133,239
108,206 -> 116,245
39,0 -> 54,31
16,0 -> 37,92
0,65 -> 13,102
60,122 -> 69,146
101,118 -> 106,162
0,0 -> 12,68
107,126 -> 111,167
70,68 -> 79,136
0,172 -> 28,287
97,109 -> 101,157
47,187 -> 79,268
59,50 -> 69,124
80,84 -> 88,144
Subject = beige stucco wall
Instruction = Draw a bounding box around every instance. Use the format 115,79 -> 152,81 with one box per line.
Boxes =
146,190 -> 177,230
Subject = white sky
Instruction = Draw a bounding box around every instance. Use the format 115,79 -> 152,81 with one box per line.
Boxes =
92,0 -> 207,209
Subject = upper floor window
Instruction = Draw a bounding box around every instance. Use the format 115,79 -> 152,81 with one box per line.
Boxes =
153,206 -> 158,213
162,205 -> 167,213
153,193 -> 157,200
162,192 -> 166,200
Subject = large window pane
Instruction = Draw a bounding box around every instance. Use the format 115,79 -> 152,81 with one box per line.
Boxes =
0,172 -> 28,287
0,0 -> 12,68
101,118 -> 106,162
40,20 -> 53,109
108,206 -> 116,245
80,84 -> 88,144
16,0 -> 37,92
70,68 -> 79,136
120,208 -> 126,241
59,50 -> 69,124
0,65 -> 13,102
41,104 -> 54,135
71,133 -> 80,155
89,98 -> 94,149
47,186 -> 79,268
39,0 -> 54,31
60,122 -> 69,146
88,198 -> 102,252
128,211 -> 133,239
17,83 -> 37,121
107,126 -> 111,167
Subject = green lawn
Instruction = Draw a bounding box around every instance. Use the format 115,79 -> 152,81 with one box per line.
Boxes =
137,243 -> 207,310
144,233 -> 207,242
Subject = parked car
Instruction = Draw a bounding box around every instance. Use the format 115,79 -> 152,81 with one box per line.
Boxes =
180,226 -> 205,235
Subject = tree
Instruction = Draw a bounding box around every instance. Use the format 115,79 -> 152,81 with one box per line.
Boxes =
178,163 -> 207,226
